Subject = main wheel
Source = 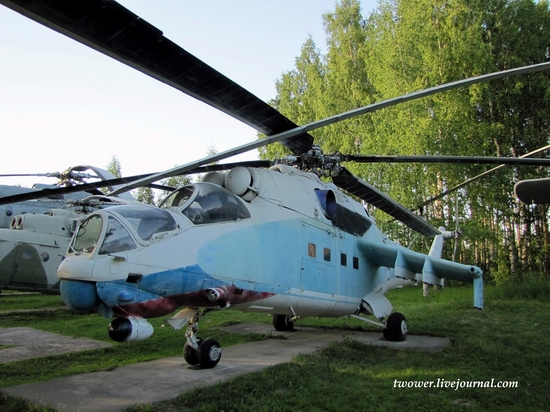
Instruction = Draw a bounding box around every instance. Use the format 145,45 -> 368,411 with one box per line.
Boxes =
273,314 -> 294,331
183,340 -> 201,366
197,338 -> 222,368
384,312 -> 407,341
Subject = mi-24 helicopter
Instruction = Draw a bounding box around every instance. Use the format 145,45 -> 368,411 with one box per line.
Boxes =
3,0 -> 550,369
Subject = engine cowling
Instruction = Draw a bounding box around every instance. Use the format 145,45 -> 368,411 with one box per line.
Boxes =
108,317 -> 154,342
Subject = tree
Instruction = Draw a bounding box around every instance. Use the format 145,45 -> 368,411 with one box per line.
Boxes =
106,155 -> 122,178
133,186 -> 156,205
262,36 -> 326,160
102,155 -> 122,195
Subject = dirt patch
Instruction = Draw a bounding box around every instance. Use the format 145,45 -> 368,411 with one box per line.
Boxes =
0,327 -> 111,363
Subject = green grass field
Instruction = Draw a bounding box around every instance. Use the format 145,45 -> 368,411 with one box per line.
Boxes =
1,282 -> 549,411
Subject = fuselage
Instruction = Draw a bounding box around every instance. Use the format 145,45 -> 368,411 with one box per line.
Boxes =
58,165 -> 396,320
0,209 -> 80,293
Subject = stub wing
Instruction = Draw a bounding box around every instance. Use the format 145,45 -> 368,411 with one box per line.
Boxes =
358,239 -> 483,309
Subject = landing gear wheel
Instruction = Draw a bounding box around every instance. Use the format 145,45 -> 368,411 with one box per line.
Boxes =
198,338 -> 222,369
384,312 -> 407,341
273,314 -> 294,331
183,339 -> 202,366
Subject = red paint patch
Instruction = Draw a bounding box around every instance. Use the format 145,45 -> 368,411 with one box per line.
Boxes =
114,286 -> 275,318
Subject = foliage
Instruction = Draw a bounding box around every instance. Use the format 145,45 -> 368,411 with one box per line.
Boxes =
133,186 -> 156,205
106,155 -> 122,178
266,0 -> 550,281
102,154 -> 123,195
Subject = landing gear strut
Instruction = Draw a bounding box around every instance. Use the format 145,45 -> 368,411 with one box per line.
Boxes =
183,311 -> 222,368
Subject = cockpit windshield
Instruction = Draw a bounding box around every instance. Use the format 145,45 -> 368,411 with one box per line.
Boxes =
161,183 -> 250,225
98,215 -> 136,255
71,207 -> 177,255
73,214 -> 103,253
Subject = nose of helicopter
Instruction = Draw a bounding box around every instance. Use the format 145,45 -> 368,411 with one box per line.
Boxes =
58,256 -> 100,311
60,279 -> 101,311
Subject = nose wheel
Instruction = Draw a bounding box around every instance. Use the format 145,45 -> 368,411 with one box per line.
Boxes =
183,311 -> 222,368
183,339 -> 202,366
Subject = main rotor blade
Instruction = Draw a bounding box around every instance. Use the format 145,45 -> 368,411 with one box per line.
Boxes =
109,131 -> 311,195
109,61 -> 550,196
0,174 -> 152,206
415,144 -> 550,210
343,154 -> 550,166
308,61 -> 550,131
0,173 -> 59,178
0,0 -> 313,155
332,167 -> 440,237
0,160 -> 271,205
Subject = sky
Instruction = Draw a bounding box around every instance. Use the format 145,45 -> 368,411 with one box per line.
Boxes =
0,0 -> 377,188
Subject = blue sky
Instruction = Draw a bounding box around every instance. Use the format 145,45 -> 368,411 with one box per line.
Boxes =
0,1 -> 376,187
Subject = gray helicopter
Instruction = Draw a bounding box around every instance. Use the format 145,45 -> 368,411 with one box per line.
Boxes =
0,165 -> 137,293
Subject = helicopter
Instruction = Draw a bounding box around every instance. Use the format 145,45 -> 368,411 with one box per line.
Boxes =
0,165 -> 140,294
2,0 -> 550,370
0,165 -> 135,229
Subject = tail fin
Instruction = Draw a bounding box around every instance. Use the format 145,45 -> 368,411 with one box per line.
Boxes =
424,227 -> 454,287
428,227 -> 455,258
426,227 -> 483,309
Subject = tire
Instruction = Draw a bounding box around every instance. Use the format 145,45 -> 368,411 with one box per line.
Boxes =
198,338 -> 222,368
183,341 -> 201,366
273,314 -> 294,331
384,312 -> 407,341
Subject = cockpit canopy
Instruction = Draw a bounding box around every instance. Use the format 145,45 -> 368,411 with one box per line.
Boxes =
72,206 -> 177,255
160,183 -> 251,225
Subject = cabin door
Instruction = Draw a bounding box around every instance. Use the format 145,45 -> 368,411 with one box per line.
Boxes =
300,221 -> 338,296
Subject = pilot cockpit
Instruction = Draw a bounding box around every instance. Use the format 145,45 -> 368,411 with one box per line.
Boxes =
71,206 -> 178,255
160,183 -> 251,225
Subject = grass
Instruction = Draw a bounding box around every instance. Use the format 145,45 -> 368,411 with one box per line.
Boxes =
1,283 -> 550,411
0,291 -> 64,311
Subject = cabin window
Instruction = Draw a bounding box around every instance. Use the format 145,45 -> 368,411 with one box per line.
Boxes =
308,243 -> 316,258
341,253 -> 347,266
332,204 -> 372,237
353,256 -> 359,270
323,248 -> 331,262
